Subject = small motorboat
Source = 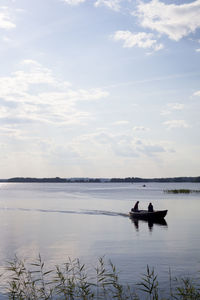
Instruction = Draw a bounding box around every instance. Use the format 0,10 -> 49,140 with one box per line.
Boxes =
129,209 -> 167,220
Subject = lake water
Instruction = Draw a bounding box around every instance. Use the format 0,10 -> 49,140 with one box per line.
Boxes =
0,182 -> 200,295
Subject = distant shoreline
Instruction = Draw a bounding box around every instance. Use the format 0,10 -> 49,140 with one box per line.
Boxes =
0,176 -> 200,183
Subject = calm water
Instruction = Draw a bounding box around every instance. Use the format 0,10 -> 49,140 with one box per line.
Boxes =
0,182 -> 200,292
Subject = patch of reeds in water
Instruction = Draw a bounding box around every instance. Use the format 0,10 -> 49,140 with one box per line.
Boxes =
164,189 -> 200,194
1,255 -> 200,299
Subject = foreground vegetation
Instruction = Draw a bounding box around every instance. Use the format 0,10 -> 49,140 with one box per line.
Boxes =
1,256 -> 200,299
164,189 -> 200,194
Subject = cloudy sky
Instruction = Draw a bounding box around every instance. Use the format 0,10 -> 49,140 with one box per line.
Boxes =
0,0 -> 200,178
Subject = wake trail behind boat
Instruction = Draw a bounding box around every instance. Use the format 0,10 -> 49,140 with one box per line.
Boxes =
0,207 -> 129,218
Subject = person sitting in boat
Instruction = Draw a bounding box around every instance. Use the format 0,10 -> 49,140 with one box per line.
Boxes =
148,202 -> 154,212
131,201 -> 139,212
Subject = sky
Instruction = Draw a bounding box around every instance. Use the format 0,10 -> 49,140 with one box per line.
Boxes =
0,0 -> 200,178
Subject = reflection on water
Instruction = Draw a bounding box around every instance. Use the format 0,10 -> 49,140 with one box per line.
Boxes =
130,217 -> 168,232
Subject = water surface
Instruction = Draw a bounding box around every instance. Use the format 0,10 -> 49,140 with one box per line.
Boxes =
0,182 -> 200,290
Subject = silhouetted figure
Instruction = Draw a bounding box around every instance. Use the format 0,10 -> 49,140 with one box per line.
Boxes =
132,201 -> 139,212
148,202 -> 154,212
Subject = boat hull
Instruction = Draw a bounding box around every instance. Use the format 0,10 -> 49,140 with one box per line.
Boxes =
129,210 -> 167,220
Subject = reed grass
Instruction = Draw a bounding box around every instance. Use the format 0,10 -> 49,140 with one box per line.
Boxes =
164,189 -> 200,194
1,255 -> 200,299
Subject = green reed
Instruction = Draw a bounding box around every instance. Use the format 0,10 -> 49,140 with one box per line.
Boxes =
1,255 -> 200,299
164,189 -> 200,194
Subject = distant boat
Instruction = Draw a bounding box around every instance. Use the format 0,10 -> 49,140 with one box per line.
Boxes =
129,210 -> 167,220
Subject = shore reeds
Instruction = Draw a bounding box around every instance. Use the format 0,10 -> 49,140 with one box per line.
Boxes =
164,189 -> 200,194
1,255 -> 200,299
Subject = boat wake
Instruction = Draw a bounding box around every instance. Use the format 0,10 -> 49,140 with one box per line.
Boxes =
0,207 -> 128,218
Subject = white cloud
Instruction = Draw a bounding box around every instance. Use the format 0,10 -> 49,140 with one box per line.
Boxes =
0,106 -> 8,118
161,103 -> 185,115
0,7 -> 16,29
195,48 -> 200,52
135,0 -> 200,41
0,126 -> 23,139
22,59 -> 43,67
163,120 -> 189,129
139,144 -> 165,155
0,60 -> 109,127
193,90 -> 200,96
94,0 -> 121,11
133,126 -> 150,131
75,131 -> 167,159
66,89 -> 109,102
160,110 -> 170,116
62,0 -> 122,10
113,30 -> 163,51
113,120 -> 129,125
62,0 -> 86,5
168,103 -> 185,110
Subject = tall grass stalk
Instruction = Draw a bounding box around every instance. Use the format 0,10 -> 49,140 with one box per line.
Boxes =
1,256 -> 200,299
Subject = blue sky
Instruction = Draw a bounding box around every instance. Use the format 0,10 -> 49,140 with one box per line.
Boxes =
0,0 -> 200,178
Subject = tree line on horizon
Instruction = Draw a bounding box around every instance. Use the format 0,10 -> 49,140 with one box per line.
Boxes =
0,176 -> 200,183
